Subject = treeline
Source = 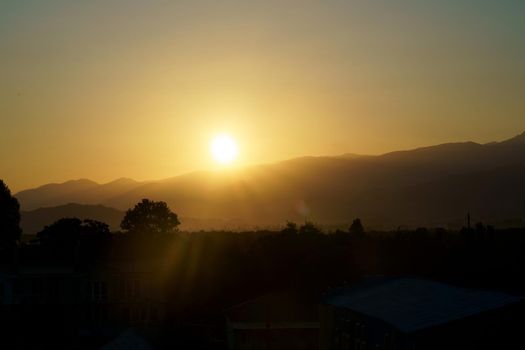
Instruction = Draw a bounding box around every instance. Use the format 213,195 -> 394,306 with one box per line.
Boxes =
2,179 -> 525,327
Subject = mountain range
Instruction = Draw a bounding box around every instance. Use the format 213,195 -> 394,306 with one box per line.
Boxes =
16,132 -> 525,232
20,204 -> 125,235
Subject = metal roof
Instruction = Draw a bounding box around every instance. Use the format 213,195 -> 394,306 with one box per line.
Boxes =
323,277 -> 522,333
226,292 -> 319,323
100,329 -> 154,350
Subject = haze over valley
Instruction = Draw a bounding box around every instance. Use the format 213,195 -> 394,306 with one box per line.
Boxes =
18,131 -> 525,233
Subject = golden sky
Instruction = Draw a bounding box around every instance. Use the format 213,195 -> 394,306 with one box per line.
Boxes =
1,1 -> 524,192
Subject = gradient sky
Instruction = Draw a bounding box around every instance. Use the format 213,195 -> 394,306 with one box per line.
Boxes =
1,0 -> 524,192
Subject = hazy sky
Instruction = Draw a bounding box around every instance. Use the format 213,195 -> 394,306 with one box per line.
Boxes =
1,0 -> 524,192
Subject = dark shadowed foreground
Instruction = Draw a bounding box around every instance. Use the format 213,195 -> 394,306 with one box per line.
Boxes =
1,225 -> 525,349
2,180 -> 525,349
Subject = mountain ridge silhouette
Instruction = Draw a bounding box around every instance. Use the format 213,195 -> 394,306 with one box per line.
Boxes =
15,132 -> 525,229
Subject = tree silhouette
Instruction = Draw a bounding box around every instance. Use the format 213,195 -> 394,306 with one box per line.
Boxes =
349,218 -> 364,236
37,217 -> 110,246
299,221 -> 322,235
0,180 -> 21,247
121,199 -> 180,235
281,221 -> 298,235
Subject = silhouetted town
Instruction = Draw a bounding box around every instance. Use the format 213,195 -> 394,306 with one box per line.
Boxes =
2,179 -> 525,349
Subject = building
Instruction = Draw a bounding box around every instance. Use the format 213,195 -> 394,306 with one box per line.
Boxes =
226,292 -> 320,350
0,247 -> 169,348
82,260 -> 168,334
320,277 -> 524,350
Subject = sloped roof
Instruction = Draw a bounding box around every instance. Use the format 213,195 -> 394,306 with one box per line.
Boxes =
226,292 -> 318,323
100,329 -> 155,350
323,277 -> 522,333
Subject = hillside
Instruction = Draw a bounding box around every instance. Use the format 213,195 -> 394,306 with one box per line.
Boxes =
20,203 -> 126,235
15,132 -> 525,230
16,178 -> 146,211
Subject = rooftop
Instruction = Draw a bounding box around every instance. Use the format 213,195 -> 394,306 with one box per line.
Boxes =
226,292 -> 319,324
323,277 -> 522,333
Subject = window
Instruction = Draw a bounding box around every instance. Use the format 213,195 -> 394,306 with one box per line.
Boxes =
133,279 -> 141,297
122,307 -> 130,322
101,307 -> 109,321
125,280 -> 133,298
101,282 -> 108,300
87,281 -> 109,301
124,279 -> 141,298
354,340 -> 367,350
86,306 -> 108,322
150,306 -> 158,321
93,306 -> 100,321
140,308 -> 147,321
354,322 -> 361,337
93,281 -> 100,300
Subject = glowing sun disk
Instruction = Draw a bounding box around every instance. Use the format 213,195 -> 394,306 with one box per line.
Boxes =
210,134 -> 238,165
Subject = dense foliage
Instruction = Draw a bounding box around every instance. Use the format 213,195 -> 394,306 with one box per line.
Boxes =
5,189 -> 525,348
37,217 -> 110,246
0,179 -> 21,247
120,198 -> 180,235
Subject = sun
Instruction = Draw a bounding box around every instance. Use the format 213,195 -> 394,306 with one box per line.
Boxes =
210,134 -> 238,165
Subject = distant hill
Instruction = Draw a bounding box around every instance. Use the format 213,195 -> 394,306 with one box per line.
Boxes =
19,203 -> 251,234
16,178 -> 146,211
20,203 -> 125,235
15,132 -> 525,230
